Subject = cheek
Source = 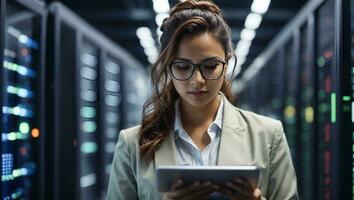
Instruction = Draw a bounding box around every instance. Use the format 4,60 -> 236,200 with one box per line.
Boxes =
208,78 -> 224,91
171,79 -> 185,93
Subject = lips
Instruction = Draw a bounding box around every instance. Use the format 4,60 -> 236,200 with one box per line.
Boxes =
189,90 -> 207,94
188,90 -> 208,97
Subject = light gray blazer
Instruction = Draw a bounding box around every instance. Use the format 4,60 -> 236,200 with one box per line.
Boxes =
106,95 -> 299,200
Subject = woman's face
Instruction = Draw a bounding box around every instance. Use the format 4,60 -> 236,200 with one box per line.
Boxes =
171,32 -> 226,108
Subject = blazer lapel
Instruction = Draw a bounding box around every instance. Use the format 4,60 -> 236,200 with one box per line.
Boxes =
154,130 -> 177,166
217,94 -> 248,165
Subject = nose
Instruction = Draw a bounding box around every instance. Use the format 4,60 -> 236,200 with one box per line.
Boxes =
190,68 -> 205,86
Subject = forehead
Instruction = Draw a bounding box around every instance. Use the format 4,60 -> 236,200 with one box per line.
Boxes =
176,33 -> 225,63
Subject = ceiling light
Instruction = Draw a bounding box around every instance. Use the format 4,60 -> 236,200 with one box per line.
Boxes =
155,13 -> 169,27
152,0 -> 170,13
245,13 -> 262,29
240,28 -> 256,41
236,47 -> 249,57
136,27 -> 152,38
139,37 -> 155,48
236,40 -> 252,50
251,0 -> 271,14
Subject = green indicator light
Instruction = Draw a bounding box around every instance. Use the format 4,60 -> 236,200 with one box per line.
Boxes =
80,107 -> 96,118
343,96 -> 351,101
331,92 -> 336,123
7,85 -> 18,94
12,169 -> 20,178
82,121 -> 97,133
19,122 -> 30,134
317,57 -> 325,67
8,132 -> 16,141
80,142 -> 98,153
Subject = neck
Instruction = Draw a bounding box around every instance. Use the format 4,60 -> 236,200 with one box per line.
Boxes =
179,96 -> 221,127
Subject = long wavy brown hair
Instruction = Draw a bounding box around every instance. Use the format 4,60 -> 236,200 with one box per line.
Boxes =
139,0 -> 236,162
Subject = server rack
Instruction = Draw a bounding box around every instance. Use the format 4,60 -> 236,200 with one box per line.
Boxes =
121,65 -> 150,129
99,54 -> 123,196
0,0 -> 46,199
45,3 -> 148,200
315,1 -> 338,198
234,0 -> 353,198
298,16 -> 317,200
350,1 -> 354,199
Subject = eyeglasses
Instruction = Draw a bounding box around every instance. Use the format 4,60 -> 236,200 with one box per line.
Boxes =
169,58 -> 226,81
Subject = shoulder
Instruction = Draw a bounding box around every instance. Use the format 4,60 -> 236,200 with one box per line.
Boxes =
228,106 -> 284,144
119,125 -> 141,149
236,107 -> 283,132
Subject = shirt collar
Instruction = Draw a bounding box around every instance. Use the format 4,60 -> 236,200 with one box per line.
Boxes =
173,94 -> 224,139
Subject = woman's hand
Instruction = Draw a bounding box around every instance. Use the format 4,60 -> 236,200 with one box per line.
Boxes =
163,179 -> 217,200
215,177 -> 262,200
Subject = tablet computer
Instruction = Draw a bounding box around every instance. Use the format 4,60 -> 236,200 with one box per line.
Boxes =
156,165 -> 260,192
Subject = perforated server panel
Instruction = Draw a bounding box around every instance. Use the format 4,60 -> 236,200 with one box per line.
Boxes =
77,38 -> 100,199
283,37 -> 300,166
352,1 -> 354,198
122,66 -> 149,129
0,0 -> 46,199
298,17 -> 317,200
99,55 -> 122,196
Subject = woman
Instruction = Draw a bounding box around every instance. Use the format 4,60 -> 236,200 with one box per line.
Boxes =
106,0 -> 298,199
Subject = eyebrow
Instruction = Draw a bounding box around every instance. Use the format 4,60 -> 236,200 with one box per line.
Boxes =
173,56 -> 223,63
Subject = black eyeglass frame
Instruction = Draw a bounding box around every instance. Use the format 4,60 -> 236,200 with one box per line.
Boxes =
169,59 -> 227,81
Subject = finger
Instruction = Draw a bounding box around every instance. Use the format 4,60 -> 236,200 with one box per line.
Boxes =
171,179 -> 183,191
183,182 -> 215,200
227,182 -> 253,198
216,184 -> 252,200
216,187 -> 237,199
167,181 -> 201,198
253,188 -> 262,200
234,177 -> 253,191
190,187 -> 216,200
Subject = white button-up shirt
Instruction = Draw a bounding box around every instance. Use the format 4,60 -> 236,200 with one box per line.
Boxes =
173,96 -> 224,166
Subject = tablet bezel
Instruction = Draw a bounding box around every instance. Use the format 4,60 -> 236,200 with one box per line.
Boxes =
156,165 -> 260,192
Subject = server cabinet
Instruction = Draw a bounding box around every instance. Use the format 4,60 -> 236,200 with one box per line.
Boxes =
298,17 -> 317,200
316,0 -> 341,199
0,0 -> 46,199
46,3 -> 147,200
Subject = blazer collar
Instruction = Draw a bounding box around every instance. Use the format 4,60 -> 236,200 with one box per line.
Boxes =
154,93 -> 248,166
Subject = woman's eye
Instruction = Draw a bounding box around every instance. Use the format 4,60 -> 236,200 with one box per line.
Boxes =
203,63 -> 218,69
175,63 -> 191,70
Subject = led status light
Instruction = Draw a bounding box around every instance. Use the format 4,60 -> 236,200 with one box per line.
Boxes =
82,121 -> 97,133
7,85 -> 33,98
19,122 -> 30,134
3,61 -> 36,77
80,142 -> 98,154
